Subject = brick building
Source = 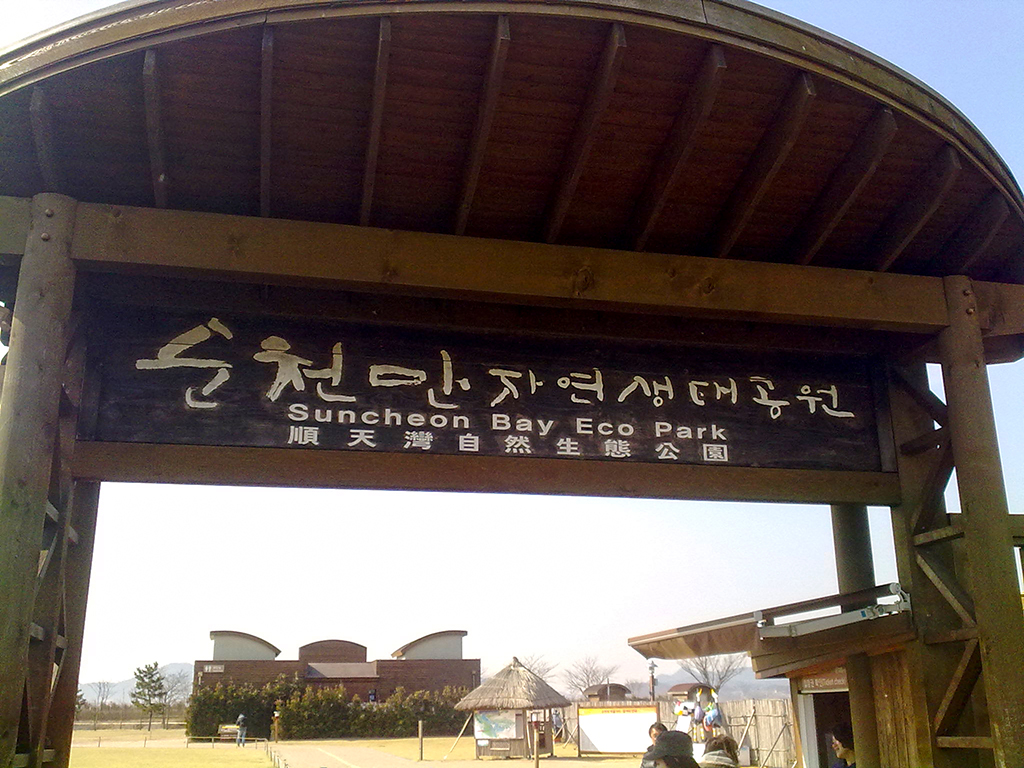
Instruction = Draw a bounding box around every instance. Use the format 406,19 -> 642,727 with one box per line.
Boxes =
194,629 -> 480,700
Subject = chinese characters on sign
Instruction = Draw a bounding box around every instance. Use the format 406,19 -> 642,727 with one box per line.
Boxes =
91,310 -> 885,472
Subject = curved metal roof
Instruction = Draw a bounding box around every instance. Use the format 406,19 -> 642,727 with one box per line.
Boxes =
391,629 -> 467,659
1,0 -> 1022,284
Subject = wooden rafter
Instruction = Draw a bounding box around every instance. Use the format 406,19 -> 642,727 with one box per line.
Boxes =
630,44 -> 726,251
543,22 -> 626,244
360,17 -> 391,227
142,50 -> 168,209
910,439 -> 954,534
915,549 -> 976,626
933,639 -> 982,736
872,145 -> 961,271
710,72 -> 816,259
28,87 -> 63,193
937,191 -> 1010,275
454,15 -> 510,236
791,106 -> 897,265
259,27 -> 274,218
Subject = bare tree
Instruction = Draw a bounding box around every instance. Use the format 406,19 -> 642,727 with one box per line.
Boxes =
521,654 -> 558,682
561,656 -> 619,699
88,682 -> 114,729
676,653 -> 747,692
162,670 -> 193,726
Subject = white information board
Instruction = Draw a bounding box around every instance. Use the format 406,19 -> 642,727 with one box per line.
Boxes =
578,705 -> 658,754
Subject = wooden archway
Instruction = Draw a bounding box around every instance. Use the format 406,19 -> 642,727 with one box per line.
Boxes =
1,2 -> 1023,765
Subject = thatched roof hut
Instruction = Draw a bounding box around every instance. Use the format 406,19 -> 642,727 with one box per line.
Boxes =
456,657 -> 570,711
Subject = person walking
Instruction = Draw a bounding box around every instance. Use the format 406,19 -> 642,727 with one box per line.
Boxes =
235,713 -> 247,747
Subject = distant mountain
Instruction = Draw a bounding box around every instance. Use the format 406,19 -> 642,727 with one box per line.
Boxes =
80,663 -> 193,704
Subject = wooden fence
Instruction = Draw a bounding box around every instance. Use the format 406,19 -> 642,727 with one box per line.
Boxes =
559,698 -> 794,768
720,699 -> 795,768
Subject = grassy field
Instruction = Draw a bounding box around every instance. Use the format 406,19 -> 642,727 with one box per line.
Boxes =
70,747 -> 270,768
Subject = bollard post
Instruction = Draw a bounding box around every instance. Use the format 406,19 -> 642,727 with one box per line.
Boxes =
419,719 -> 424,761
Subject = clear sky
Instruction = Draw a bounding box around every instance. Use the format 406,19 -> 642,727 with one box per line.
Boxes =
2,1 -> 1023,692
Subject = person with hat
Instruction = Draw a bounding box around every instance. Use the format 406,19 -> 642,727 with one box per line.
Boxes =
646,729 -> 700,768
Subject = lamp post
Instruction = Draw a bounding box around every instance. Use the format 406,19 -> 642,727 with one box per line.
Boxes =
648,660 -> 657,702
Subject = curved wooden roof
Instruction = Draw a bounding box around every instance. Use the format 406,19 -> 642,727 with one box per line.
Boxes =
1,0 -> 1022,284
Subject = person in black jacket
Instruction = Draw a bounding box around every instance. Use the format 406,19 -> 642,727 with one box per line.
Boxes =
646,729 -> 700,768
640,722 -> 668,768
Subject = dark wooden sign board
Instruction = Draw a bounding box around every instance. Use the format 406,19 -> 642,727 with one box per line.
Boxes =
85,307 -> 889,473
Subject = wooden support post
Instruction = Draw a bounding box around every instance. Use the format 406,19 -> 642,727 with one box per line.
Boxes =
0,193 -> 77,768
939,275 -> 1024,763
45,482 -> 100,768
887,363 -> 958,768
831,503 -> 880,768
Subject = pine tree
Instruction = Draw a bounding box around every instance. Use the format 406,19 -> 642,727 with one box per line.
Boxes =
130,662 -> 167,731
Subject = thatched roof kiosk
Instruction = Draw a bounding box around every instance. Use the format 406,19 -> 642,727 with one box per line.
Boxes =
457,658 -> 569,759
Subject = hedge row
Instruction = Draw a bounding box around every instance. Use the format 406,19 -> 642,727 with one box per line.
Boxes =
187,681 -> 469,740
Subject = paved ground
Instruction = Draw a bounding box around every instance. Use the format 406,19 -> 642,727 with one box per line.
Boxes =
269,743 -> 636,768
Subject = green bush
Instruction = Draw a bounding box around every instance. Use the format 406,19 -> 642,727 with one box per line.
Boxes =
186,679 -> 468,740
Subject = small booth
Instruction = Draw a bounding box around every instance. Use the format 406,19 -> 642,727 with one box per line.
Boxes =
629,584 -> 915,767
456,658 -> 569,759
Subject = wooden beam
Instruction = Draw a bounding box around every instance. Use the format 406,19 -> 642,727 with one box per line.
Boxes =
974,281 -> 1024,339
935,736 -> 994,749
142,50 -> 168,209
915,550 -> 976,626
899,426 -> 946,457
936,191 -> 1010,275
454,15 -> 509,236
791,107 -> 897,266
630,44 -> 726,251
912,524 -> 962,547
932,639 -> 981,736
872,145 -> 961,272
259,27 -> 274,218
359,17 -> 391,227
924,626 -> 977,645
29,87 -> 64,193
71,441 -> 902,505
0,197 -> 30,257
543,22 -> 626,244
68,202 -> 953,333
909,439 -> 953,535
710,72 -> 816,260
890,365 -> 947,425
